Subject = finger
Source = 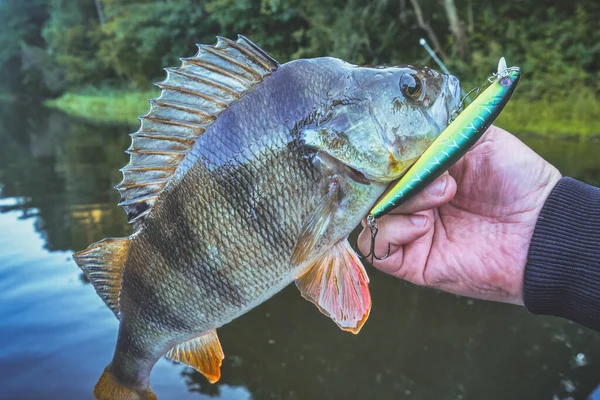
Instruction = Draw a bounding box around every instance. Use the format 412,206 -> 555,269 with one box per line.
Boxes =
357,212 -> 431,259
371,216 -> 435,286
388,173 -> 457,215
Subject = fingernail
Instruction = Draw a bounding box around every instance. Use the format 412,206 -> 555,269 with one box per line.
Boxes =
427,175 -> 447,197
410,214 -> 427,227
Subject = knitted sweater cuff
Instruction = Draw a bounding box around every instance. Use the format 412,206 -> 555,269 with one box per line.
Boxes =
524,177 -> 600,330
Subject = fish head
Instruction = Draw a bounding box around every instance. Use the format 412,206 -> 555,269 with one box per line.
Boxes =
305,62 -> 461,182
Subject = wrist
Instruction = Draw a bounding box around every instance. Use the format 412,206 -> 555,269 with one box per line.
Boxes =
503,163 -> 561,306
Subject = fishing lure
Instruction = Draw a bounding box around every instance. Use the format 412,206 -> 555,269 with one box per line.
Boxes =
359,57 -> 521,261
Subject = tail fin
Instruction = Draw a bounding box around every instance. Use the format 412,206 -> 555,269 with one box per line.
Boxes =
73,237 -> 130,317
94,367 -> 157,400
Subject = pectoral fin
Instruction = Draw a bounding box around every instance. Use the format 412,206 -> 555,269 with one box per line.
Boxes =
166,330 -> 224,383
291,179 -> 340,264
295,239 -> 371,334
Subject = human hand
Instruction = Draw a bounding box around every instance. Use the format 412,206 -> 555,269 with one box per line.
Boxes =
358,126 -> 562,305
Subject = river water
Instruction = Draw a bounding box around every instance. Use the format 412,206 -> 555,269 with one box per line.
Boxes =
1,102 -> 599,400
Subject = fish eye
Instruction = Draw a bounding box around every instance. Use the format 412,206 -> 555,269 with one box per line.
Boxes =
400,74 -> 422,99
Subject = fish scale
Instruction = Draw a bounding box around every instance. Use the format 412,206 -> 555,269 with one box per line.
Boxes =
121,138 -> 315,356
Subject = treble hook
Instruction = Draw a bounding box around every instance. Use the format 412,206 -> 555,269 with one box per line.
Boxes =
355,215 -> 390,263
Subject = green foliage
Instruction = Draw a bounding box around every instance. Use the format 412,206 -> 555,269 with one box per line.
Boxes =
455,2 -> 600,99
1,0 -> 599,138
42,0 -> 112,89
98,0 -> 218,86
205,0 -> 304,61
0,0 -> 48,93
3,0 -> 600,96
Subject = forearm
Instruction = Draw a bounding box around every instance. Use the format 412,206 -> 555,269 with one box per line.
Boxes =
524,177 -> 600,331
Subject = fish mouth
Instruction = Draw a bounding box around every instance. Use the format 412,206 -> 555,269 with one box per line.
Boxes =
344,161 -> 401,185
317,150 -> 372,185
343,163 -> 371,185
444,75 -> 462,125
427,74 -> 462,134
353,154 -> 421,184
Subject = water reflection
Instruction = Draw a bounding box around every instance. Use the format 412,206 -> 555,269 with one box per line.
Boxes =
0,102 -> 600,399
521,136 -> 600,188
0,104 -> 131,251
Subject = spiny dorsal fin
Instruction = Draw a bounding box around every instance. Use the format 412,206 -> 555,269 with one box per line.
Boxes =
116,36 -> 279,228
166,330 -> 224,383
73,237 -> 131,318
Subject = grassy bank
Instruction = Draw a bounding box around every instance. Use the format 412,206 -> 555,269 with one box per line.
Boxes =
45,87 -> 159,125
496,92 -> 600,140
46,88 -> 600,139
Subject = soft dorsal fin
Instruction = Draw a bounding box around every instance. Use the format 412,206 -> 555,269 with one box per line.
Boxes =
116,35 -> 279,228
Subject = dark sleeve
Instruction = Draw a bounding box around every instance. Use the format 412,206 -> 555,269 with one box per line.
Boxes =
523,177 -> 600,331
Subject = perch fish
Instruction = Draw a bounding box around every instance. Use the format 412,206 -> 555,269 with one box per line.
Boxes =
73,35 -> 461,400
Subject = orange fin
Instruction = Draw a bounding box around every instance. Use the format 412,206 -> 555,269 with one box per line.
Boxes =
295,239 -> 371,334
73,237 -> 130,317
291,180 -> 340,264
94,366 -> 157,400
166,330 -> 224,383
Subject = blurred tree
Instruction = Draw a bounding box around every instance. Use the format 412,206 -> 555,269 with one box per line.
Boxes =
42,0 -> 110,88
283,0 -> 416,64
95,0 -> 106,25
443,0 -> 469,62
0,0 -> 597,100
20,44 -> 65,95
205,0 -> 304,62
98,0 -> 218,86
462,1 -> 600,97
0,0 -> 48,95
409,0 -> 447,60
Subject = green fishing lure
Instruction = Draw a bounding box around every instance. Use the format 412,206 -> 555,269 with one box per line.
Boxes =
370,58 -> 521,219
